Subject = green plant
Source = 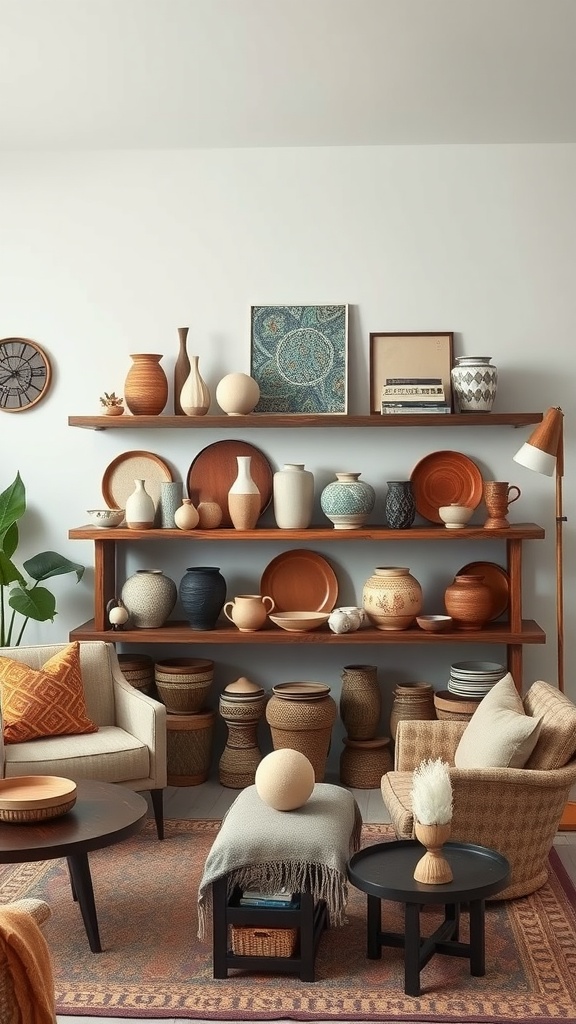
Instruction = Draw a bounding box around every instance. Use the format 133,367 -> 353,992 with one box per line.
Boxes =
0,473 -> 85,646
99,391 -> 123,407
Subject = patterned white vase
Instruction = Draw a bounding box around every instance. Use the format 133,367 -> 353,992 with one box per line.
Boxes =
451,356 -> 498,413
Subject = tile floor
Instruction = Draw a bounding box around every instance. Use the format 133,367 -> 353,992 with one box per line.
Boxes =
57,777 -> 576,1024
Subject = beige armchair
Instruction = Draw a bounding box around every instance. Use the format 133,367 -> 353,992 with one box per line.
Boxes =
0,641 -> 167,839
0,898 -> 55,1024
381,680 -> 576,899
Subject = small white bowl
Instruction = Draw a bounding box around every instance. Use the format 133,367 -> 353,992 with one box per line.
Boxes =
416,614 -> 453,633
269,612 -> 330,633
87,509 -> 125,528
438,504 -> 474,529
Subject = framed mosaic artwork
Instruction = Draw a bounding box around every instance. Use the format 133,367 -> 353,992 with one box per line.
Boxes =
250,304 -> 349,414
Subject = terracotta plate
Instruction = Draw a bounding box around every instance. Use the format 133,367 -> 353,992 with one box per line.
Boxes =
187,440 -> 273,528
410,450 -> 483,523
102,450 -> 173,511
457,561 -> 510,620
271,682 -> 332,700
260,550 -> 339,612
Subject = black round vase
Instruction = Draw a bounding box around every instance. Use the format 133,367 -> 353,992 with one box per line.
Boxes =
384,480 -> 416,529
179,566 -> 227,630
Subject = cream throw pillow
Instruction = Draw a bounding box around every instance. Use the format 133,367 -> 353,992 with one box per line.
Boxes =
454,672 -> 541,769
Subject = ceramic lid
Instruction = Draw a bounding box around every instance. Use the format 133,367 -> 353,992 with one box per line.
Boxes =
224,676 -> 265,697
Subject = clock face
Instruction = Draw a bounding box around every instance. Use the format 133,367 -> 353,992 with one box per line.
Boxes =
0,338 -> 52,412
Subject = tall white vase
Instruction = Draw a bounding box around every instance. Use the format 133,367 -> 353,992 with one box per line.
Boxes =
180,355 -> 210,416
228,456 -> 261,530
125,479 -> 155,530
273,463 -> 314,529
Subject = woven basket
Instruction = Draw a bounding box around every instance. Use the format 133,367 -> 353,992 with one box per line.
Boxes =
434,690 -> 481,722
117,653 -> 155,695
340,736 -> 393,788
155,658 -> 214,714
166,710 -> 216,786
231,925 -> 297,958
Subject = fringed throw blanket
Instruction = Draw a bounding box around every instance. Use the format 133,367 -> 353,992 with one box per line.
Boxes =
197,783 -> 363,939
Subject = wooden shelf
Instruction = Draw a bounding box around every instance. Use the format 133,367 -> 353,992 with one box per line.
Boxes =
69,523 -> 546,542
68,412 -> 543,430
70,619 -> 545,645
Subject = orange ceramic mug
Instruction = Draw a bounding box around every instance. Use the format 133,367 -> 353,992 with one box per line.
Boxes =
483,481 -> 521,529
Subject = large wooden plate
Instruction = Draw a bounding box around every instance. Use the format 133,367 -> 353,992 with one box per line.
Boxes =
187,440 -> 273,528
0,776 -> 77,823
260,549 -> 338,612
410,449 -> 483,523
457,561 -> 510,620
102,450 -> 173,510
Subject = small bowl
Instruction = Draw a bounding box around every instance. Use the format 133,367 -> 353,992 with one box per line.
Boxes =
87,509 -> 125,528
416,615 -> 453,633
438,504 -> 474,529
269,612 -> 330,633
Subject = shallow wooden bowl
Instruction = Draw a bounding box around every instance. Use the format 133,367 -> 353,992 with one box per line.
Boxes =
269,612 -> 330,632
433,690 -> 481,721
0,776 -> 77,824
416,615 -> 453,633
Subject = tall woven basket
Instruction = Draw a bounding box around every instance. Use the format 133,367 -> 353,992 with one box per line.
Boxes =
166,710 -> 216,786
265,693 -> 337,782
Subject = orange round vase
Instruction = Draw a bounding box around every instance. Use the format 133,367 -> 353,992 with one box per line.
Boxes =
124,353 -> 168,416
444,573 -> 493,630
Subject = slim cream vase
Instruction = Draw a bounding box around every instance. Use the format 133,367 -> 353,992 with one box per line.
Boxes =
228,456 -> 261,530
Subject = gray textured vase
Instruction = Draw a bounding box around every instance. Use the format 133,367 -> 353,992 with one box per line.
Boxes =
320,472 -> 375,530
121,569 -> 177,628
384,480 -> 416,529
451,356 -> 498,413
160,481 -> 183,528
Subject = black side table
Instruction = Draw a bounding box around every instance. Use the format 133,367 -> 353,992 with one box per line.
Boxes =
347,840 -> 510,996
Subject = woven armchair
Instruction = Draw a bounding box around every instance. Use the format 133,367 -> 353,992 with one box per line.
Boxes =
0,898 -> 55,1024
0,641 -> 167,838
382,682 -> 576,900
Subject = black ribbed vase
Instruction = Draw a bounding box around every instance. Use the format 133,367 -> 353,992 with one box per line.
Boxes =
179,566 -> 227,630
384,480 -> 416,529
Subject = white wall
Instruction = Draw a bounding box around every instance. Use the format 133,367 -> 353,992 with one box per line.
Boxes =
1,143 -> 574,762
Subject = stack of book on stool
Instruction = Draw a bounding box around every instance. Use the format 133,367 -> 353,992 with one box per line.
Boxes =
381,377 -> 451,415
239,888 -> 299,909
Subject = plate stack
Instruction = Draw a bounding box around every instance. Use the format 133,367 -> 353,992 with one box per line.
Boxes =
448,661 -> 507,699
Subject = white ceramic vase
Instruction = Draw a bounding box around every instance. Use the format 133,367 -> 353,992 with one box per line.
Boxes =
180,355 -> 210,416
451,356 -> 498,413
273,463 -> 314,529
228,455 -> 261,530
125,479 -> 155,530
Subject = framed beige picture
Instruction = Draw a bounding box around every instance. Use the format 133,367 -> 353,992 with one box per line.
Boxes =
369,332 -> 454,413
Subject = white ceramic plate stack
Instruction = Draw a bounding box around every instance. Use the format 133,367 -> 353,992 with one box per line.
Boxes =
448,660 -> 507,698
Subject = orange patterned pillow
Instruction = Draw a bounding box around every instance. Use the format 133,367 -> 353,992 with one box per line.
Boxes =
0,642 -> 98,744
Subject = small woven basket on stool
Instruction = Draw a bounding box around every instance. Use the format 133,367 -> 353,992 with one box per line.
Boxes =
231,925 -> 297,958
117,653 -> 155,695
340,736 -> 393,788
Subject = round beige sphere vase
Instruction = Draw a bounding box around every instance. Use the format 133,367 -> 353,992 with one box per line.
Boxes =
339,664 -> 381,741
265,690 -> 337,782
215,372 -> 260,415
197,501 -> 223,529
363,566 -> 422,631
166,709 -> 216,786
339,737 -> 392,789
255,749 -> 315,810
124,353 -> 168,416
121,569 -> 177,628
154,658 -> 214,714
389,682 -> 436,742
444,574 -> 493,630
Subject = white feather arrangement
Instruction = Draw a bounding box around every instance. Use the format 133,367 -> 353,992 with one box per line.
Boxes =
411,758 -> 453,825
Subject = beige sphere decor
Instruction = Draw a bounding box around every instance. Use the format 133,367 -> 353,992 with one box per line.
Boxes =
216,372 -> 260,415
254,749 -> 315,810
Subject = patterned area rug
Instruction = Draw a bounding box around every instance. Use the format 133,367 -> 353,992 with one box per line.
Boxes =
1,819 -> 576,1021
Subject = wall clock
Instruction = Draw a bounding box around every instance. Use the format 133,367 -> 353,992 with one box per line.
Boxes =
0,337 -> 52,412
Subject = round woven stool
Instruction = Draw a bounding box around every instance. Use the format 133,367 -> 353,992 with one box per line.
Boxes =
340,737 -> 393,789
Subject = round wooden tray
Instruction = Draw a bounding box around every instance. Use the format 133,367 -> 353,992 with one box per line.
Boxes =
0,776 -> 77,824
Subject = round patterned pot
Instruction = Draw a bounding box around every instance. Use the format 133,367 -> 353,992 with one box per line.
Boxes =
362,566 -> 422,631
320,472 -> 375,529
121,569 -> 177,628
451,356 -> 498,413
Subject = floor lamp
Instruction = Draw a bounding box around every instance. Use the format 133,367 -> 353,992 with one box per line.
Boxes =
512,407 -> 574,827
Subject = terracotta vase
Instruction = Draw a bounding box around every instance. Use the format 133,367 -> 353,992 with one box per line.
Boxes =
228,455 -> 261,530
173,327 -> 191,416
362,566 -> 422,631
413,821 -> 453,884
444,573 -> 493,630
180,355 -> 210,416
124,353 -> 168,416
339,664 -> 381,740
223,594 -> 275,632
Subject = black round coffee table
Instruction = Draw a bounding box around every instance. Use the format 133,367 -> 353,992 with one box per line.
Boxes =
347,840 -> 510,996
0,779 -> 148,952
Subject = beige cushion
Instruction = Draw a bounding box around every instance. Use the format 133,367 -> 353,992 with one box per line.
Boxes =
523,680 -> 576,769
454,672 -> 541,769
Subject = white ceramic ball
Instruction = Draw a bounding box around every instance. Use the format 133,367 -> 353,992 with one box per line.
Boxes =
255,749 -> 315,811
216,373 -> 260,416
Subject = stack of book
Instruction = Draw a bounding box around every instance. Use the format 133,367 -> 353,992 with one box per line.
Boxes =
381,377 -> 451,415
239,888 -> 299,908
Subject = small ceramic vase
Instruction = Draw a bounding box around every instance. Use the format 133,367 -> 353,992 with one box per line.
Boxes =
273,463 -> 314,529
223,594 -> 275,632
215,372 -> 260,415
384,481 -> 416,529
174,498 -> 200,530
228,455 -> 261,530
125,479 -> 155,530
451,356 -> 498,413
413,821 -> 453,884
320,472 -> 375,529
180,355 -> 210,416
124,353 -> 168,416
444,573 -> 493,630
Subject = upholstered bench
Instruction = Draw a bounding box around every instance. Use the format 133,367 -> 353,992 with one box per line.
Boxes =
197,783 -> 362,980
